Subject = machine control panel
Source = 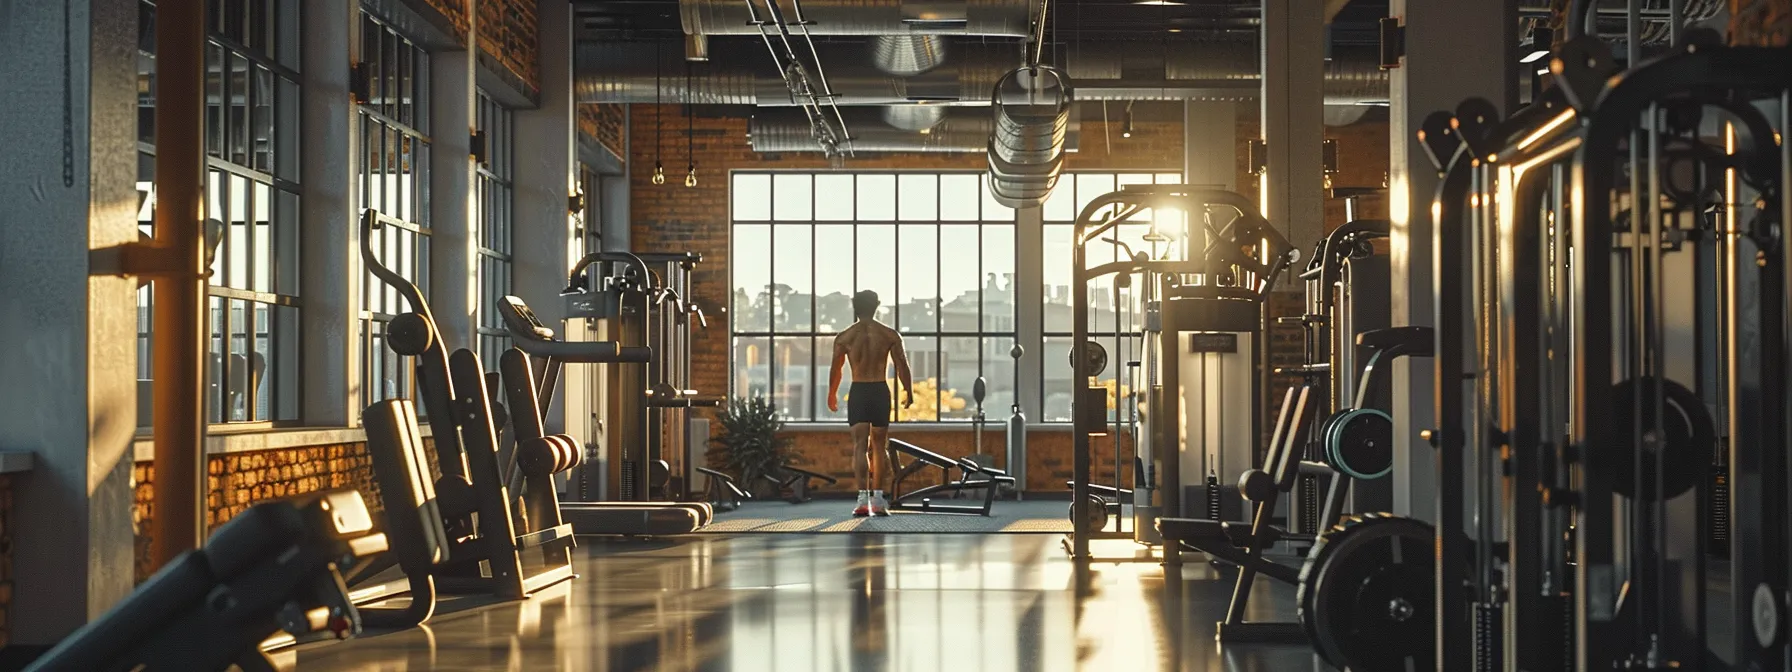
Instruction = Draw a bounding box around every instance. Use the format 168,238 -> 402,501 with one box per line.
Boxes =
1188,333 -> 1238,353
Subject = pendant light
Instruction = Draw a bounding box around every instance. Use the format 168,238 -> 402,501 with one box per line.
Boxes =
684,60 -> 698,187
652,40 -> 666,185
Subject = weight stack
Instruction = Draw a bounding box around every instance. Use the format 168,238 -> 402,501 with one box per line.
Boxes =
621,459 -> 641,500
1189,471 -> 1244,522
1297,474 -> 1321,535
1206,472 -> 1222,520
579,443 -> 599,500
1474,602 -> 1503,671
1709,459 -> 1730,559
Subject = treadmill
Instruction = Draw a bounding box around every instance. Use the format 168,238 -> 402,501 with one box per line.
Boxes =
497,295 -> 714,534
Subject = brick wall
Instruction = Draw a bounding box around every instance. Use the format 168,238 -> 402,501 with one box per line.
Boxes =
1733,0 -> 1792,45
478,0 -> 539,93
132,444 -> 377,583
419,0 -> 469,40
578,104 -> 627,158
781,428 -> 1134,493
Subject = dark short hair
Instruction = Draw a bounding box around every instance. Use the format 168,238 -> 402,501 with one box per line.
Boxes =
852,290 -> 880,319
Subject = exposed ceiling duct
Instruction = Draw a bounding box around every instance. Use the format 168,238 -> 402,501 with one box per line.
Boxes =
872,35 -> 948,76
751,106 -> 1081,152
749,106 -> 1081,153
575,41 -> 1389,105
881,105 -> 948,131
680,0 -> 1039,37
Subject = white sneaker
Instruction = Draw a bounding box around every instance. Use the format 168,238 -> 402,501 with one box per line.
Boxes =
853,494 -> 871,517
870,493 -> 890,516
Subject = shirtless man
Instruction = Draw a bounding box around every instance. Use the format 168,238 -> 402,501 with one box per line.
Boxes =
827,290 -> 913,517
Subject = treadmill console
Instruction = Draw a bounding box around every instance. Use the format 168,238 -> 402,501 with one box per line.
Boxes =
498,296 -> 555,341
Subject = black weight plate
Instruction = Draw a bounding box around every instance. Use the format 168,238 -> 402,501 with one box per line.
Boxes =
1069,340 -> 1109,378
1608,377 -> 1714,500
1068,493 -> 1109,532
1296,515 -> 1361,647
1314,411 -> 1351,472
1298,515 -> 1434,671
1327,408 -> 1394,480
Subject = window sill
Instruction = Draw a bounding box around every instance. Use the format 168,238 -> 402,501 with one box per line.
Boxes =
131,424 -> 435,461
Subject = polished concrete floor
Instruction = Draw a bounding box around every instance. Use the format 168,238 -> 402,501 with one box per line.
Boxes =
292,534 -> 1334,672
699,500 -> 1073,533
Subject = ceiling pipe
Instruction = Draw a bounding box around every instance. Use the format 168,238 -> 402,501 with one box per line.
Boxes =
748,107 -> 1084,153
881,105 -> 948,131
872,35 -> 949,75
574,41 -> 1389,105
681,0 -> 1039,37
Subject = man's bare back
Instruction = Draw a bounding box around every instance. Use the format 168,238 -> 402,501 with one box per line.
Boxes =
835,321 -> 903,382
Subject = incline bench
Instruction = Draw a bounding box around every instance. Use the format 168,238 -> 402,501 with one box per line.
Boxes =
886,438 -> 1016,516
25,490 -> 386,671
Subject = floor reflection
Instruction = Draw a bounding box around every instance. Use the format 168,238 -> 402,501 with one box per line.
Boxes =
294,534 -> 1334,671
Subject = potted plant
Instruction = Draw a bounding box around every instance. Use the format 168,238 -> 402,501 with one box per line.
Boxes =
709,396 -> 792,498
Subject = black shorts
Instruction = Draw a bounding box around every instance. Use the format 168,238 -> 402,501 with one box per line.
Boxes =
847,381 -> 891,427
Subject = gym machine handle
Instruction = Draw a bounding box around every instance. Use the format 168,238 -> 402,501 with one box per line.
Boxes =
1350,326 -> 1434,408
1300,219 -> 1391,315
564,251 -> 654,294
498,296 -> 651,363
521,340 -> 651,364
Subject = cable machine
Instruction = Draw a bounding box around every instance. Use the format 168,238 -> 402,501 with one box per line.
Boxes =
1066,184 -> 1295,562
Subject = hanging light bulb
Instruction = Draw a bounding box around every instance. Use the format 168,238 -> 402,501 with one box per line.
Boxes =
653,40 -> 666,186
683,61 -> 697,188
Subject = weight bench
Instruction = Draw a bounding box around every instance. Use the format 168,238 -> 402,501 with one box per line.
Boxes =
886,438 -> 1016,516
697,466 -> 752,511
762,465 -> 839,503
25,490 -> 387,672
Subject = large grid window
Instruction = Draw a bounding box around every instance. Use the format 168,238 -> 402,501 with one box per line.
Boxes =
731,172 -> 1017,422
1041,172 -> 1184,421
357,14 -> 431,404
136,0 -> 303,426
475,92 -> 515,367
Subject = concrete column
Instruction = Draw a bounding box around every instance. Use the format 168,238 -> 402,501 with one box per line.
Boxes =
428,0 -> 478,352
1183,101 -> 1237,192
301,0 -> 359,425
600,174 -> 631,252
1387,0 -> 1516,520
1260,0 -> 1326,255
1013,205 -> 1045,425
513,0 -> 577,434
0,0 -> 139,643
